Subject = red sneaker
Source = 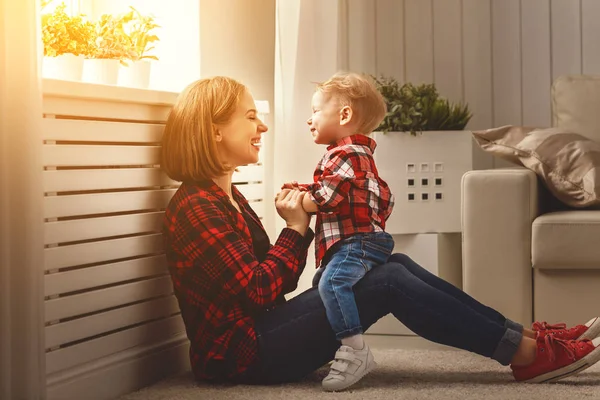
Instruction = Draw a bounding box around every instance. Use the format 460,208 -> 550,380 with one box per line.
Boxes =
511,336 -> 600,383
533,317 -> 600,340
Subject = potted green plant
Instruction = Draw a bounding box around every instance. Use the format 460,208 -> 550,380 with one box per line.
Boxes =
118,7 -> 160,89
371,75 -> 472,136
41,1 -> 95,81
82,12 -> 133,85
369,75 -> 491,235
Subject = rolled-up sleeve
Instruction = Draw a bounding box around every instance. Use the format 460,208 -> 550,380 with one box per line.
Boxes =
308,149 -> 355,212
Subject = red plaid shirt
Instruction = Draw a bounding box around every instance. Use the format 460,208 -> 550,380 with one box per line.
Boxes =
301,134 -> 394,267
162,180 -> 314,381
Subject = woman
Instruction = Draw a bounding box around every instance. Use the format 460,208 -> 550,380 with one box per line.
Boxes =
161,76 -> 600,391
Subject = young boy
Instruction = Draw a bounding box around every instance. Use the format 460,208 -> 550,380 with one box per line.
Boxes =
282,72 -> 395,391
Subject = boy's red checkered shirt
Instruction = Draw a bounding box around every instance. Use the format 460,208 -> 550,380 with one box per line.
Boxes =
162,180 -> 314,381
301,134 -> 395,267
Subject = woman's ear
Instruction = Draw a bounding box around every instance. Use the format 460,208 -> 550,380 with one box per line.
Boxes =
214,127 -> 223,142
340,106 -> 353,126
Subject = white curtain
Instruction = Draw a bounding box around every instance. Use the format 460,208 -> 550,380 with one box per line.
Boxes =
273,0 -> 349,295
0,0 -> 46,398
273,0 -> 348,225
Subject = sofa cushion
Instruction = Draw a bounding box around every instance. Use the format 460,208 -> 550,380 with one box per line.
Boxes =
472,125 -> 600,208
533,210 -> 600,270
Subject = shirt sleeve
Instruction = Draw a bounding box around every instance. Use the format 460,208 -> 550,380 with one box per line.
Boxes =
308,149 -> 355,212
279,228 -> 315,295
179,195 -> 313,310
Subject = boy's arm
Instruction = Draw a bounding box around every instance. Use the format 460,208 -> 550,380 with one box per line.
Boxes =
308,149 -> 354,213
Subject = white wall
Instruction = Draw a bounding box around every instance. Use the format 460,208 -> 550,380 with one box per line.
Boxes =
347,0 -> 600,132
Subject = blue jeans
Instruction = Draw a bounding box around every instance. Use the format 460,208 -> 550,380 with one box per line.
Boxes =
236,253 -> 524,384
314,232 -> 394,340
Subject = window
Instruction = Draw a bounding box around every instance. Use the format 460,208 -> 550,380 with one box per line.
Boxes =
41,0 -> 200,92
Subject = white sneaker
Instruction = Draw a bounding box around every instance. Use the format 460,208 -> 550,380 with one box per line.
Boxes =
322,344 -> 377,391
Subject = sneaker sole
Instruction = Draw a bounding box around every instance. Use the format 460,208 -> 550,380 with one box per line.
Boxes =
524,339 -> 600,383
322,361 -> 377,392
579,317 -> 600,340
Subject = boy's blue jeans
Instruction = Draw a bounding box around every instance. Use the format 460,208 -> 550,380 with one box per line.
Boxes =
313,232 -> 395,340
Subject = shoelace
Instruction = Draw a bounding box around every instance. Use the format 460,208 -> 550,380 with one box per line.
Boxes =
533,321 -> 567,331
544,335 -> 583,362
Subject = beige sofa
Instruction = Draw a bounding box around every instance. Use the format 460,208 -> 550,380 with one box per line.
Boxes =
461,75 -> 600,327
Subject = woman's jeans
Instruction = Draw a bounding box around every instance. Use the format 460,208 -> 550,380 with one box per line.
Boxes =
314,232 -> 395,340
238,253 -> 524,384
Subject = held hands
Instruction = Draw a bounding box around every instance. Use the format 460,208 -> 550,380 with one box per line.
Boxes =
275,189 -> 310,236
281,181 -> 308,191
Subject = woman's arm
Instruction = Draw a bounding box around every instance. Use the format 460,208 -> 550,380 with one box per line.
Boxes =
178,195 -> 312,309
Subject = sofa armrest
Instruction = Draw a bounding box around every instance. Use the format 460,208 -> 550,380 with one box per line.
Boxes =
461,168 -> 541,326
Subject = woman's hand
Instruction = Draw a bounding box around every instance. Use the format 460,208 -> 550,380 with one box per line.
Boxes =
275,189 -> 310,236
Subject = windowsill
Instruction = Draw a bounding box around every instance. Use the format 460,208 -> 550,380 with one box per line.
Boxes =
42,79 -> 179,106
42,79 -> 270,113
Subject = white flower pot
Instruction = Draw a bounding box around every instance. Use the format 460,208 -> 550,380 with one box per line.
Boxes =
372,130 -> 493,234
42,54 -> 84,81
82,59 -> 120,85
118,60 -> 151,89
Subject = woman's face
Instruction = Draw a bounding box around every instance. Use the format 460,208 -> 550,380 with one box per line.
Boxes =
217,90 -> 268,169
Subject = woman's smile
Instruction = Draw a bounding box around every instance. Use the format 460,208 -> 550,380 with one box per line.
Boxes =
251,138 -> 262,152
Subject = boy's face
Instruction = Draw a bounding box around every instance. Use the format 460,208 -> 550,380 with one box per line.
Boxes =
307,91 -> 352,145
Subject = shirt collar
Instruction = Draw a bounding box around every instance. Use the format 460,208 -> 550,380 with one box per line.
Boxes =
327,134 -> 377,152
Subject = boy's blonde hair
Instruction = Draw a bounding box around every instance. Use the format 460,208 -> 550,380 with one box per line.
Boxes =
316,72 -> 387,134
161,76 -> 246,182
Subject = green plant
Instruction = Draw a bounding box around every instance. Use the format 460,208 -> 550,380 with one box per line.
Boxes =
41,2 -> 95,57
371,75 -> 472,136
123,6 -> 160,62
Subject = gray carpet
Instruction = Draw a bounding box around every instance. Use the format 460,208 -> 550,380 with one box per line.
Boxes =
118,348 -> 600,400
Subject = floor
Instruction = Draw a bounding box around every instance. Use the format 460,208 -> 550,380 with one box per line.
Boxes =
365,334 -> 457,351
117,333 -> 600,400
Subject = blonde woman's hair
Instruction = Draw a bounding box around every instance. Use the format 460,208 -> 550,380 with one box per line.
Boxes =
316,72 -> 387,134
161,76 -> 246,182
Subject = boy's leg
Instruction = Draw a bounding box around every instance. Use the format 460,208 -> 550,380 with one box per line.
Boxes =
317,232 -> 395,342
317,238 -> 393,390
318,243 -> 366,342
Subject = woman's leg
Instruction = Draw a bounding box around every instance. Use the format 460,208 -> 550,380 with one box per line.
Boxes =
239,285 -> 341,384
354,261 -> 522,365
387,253 -> 524,333
239,259 -> 522,384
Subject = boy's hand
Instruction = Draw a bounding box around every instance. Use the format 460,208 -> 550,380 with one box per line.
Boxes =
281,181 -> 307,191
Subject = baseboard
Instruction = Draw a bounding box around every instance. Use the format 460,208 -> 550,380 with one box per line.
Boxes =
47,334 -> 190,400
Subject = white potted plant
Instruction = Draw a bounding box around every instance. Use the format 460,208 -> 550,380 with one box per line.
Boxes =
118,7 -> 160,89
41,1 -> 94,81
82,13 -> 131,85
370,76 -> 492,234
